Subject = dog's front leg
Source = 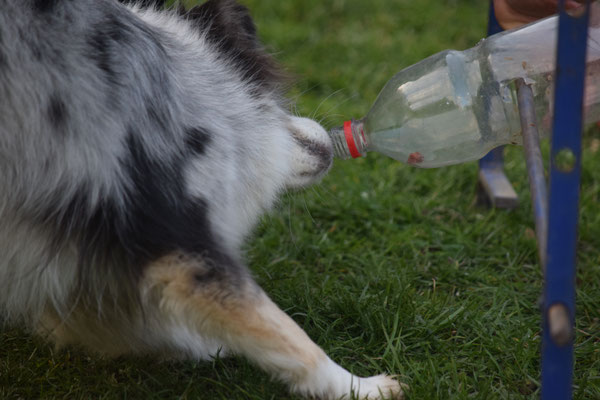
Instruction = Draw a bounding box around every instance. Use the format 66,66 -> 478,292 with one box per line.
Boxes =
142,253 -> 403,399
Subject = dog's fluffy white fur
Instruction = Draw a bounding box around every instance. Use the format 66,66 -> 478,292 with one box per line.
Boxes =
0,1 -> 403,398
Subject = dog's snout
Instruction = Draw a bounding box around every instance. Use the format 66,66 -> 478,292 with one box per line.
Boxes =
285,117 -> 333,188
291,131 -> 334,173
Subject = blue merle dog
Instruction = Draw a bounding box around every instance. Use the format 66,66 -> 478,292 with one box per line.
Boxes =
0,1 -> 402,398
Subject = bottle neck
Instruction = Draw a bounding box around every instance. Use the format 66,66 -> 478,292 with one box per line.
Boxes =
329,119 -> 367,159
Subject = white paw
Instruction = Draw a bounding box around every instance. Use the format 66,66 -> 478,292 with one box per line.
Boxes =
350,374 -> 404,399
293,357 -> 405,400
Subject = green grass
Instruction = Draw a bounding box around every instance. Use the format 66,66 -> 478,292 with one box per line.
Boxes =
2,0 -> 600,398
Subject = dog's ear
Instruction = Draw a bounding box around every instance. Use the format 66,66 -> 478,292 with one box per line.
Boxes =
185,0 -> 284,93
187,0 -> 257,43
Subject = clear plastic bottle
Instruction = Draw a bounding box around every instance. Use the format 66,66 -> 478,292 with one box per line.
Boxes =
329,8 -> 600,168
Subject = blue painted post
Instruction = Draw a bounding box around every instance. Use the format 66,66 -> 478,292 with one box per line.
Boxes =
478,1 -> 519,208
542,1 -> 590,399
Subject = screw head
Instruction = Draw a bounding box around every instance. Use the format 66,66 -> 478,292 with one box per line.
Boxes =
554,148 -> 577,173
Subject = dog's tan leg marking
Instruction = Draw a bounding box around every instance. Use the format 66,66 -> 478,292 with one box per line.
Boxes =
142,254 -> 404,399
143,255 -> 323,374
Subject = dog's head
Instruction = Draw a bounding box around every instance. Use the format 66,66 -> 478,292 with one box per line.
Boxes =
181,0 -> 333,191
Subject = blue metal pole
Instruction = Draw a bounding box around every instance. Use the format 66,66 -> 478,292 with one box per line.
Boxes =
542,1 -> 590,399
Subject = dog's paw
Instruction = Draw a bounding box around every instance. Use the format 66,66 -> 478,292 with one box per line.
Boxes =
350,374 -> 405,399
293,357 -> 405,400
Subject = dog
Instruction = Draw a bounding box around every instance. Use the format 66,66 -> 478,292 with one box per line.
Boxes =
0,1 -> 403,398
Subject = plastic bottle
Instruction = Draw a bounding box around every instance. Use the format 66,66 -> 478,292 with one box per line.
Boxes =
329,8 -> 600,168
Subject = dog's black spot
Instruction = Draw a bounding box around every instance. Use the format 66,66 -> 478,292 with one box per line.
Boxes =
86,7 -> 169,103
47,93 -> 68,130
104,17 -> 130,44
185,127 -> 211,155
0,31 -> 5,69
87,32 -> 117,84
183,0 -> 284,94
118,0 -> 166,8
85,12 -> 136,85
121,130 -> 210,257
33,0 -> 61,13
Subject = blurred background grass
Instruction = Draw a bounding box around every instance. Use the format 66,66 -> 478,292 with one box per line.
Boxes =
1,0 -> 599,399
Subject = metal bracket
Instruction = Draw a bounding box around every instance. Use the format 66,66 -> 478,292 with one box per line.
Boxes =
477,1 -> 519,209
516,79 -> 548,268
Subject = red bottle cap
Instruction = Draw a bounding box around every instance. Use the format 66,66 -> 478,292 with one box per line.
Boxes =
343,120 -> 361,158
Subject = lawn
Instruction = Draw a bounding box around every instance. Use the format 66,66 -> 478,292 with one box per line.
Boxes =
1,0 -> 599,399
